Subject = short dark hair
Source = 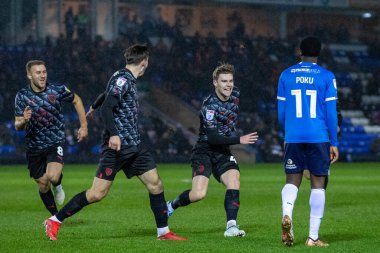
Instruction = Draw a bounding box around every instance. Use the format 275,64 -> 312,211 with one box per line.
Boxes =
124,44 -> 149,65
26,60 -> 45,73
212,63 -> 234,80
300,36 -> 321,57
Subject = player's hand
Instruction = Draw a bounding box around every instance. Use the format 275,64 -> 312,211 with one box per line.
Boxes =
108,135 -> 121,151
240,132 -> 259,144
77,127 -> 88,142
23,106 -> 32,121
330,146 -> 339,164
86,106 -> 95,119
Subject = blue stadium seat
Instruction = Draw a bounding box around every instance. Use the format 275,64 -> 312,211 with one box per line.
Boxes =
67,145 -> 79,154
0,145 -> 16,154
91,145 -> 102,154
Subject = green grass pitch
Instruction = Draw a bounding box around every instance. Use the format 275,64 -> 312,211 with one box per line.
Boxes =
0,163 -> 379,253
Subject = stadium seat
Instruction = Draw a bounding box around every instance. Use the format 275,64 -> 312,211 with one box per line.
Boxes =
91,145 -> 102,154
0,145 -> 16,154
67,145 -> 79,154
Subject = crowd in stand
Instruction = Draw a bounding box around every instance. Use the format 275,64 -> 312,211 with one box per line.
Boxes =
1,7 -> 380,163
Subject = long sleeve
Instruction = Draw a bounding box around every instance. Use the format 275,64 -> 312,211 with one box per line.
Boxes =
326,100 -> 338,147
206,128 -> 240,145
100,94 -> 119,136
91,92 -> 106,110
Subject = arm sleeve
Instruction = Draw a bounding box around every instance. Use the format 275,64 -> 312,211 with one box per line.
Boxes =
14,93 -> 25,116
206,128 -> 240,145
277,74 -> 286,130
91,92 -> 106,109
336,98 -> 342,127
61,85 -> 75,103
326,100 -> 338,147
100,94 -> 119,136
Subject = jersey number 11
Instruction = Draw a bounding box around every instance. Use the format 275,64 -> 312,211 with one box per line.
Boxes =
291,89 -> 317,119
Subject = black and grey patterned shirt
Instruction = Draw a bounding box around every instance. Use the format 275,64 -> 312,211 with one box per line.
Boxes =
198,87 -> 240,146
14,83 -> 74,150
103,68 -> 140,146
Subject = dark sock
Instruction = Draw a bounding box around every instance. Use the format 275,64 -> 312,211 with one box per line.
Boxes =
224,189 -> 240,222
52,174 -> 63,187
149,192 -> 168,228
172,189 -> 191,209
39,189 -> 58,215
56,191 -> 89,222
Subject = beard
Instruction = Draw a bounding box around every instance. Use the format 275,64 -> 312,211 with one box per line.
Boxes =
31,79 -> 46,91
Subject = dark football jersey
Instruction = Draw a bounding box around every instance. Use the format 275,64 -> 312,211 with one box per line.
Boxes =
14,83 -> 74,150
103,68 -> 140,146
198,87 -> 240,146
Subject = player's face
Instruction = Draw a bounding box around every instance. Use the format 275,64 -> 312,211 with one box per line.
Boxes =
213,73 -> 234,101
28,64 -> 47,92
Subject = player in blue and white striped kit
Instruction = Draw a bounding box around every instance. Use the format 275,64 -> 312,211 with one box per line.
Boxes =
277,37 -> 339,247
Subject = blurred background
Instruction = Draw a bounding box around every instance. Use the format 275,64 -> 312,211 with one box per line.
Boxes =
0,0 -> 380,164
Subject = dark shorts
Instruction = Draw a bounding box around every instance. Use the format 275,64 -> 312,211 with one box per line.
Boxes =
26,145 -> 65,179
191,144 -> 239,182
283,143 -> 330,176
96,144 -> 156,181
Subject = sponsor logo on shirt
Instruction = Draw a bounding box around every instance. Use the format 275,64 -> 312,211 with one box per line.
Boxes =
206,110 -> 215,120
291,68 -> 320,74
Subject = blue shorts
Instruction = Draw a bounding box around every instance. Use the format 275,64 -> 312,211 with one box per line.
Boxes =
283,143 -> 330,176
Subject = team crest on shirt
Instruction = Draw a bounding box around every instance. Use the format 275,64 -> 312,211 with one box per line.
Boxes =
206,110 -> 215,120
48,94 -> 56,103
116,77 -> 127,87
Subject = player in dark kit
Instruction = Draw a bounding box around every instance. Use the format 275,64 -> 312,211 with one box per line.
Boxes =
167,63 -> 259,237
14,60 -> 88,215
43,44 -> 186,241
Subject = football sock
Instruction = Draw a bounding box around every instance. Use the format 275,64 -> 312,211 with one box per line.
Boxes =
39,189 -> 58,215
52,174 -> 63,187
56,191 -> 89,222
227,220 -> 237,229
172,189 -> 191,209
49,215 -> 61,223
55,184 -> 63,192
282,183 -> 298,219
224,189 -> 240,222
149,192 -> 168,228
309,188 -> 325,240
157,226 -> 170,237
